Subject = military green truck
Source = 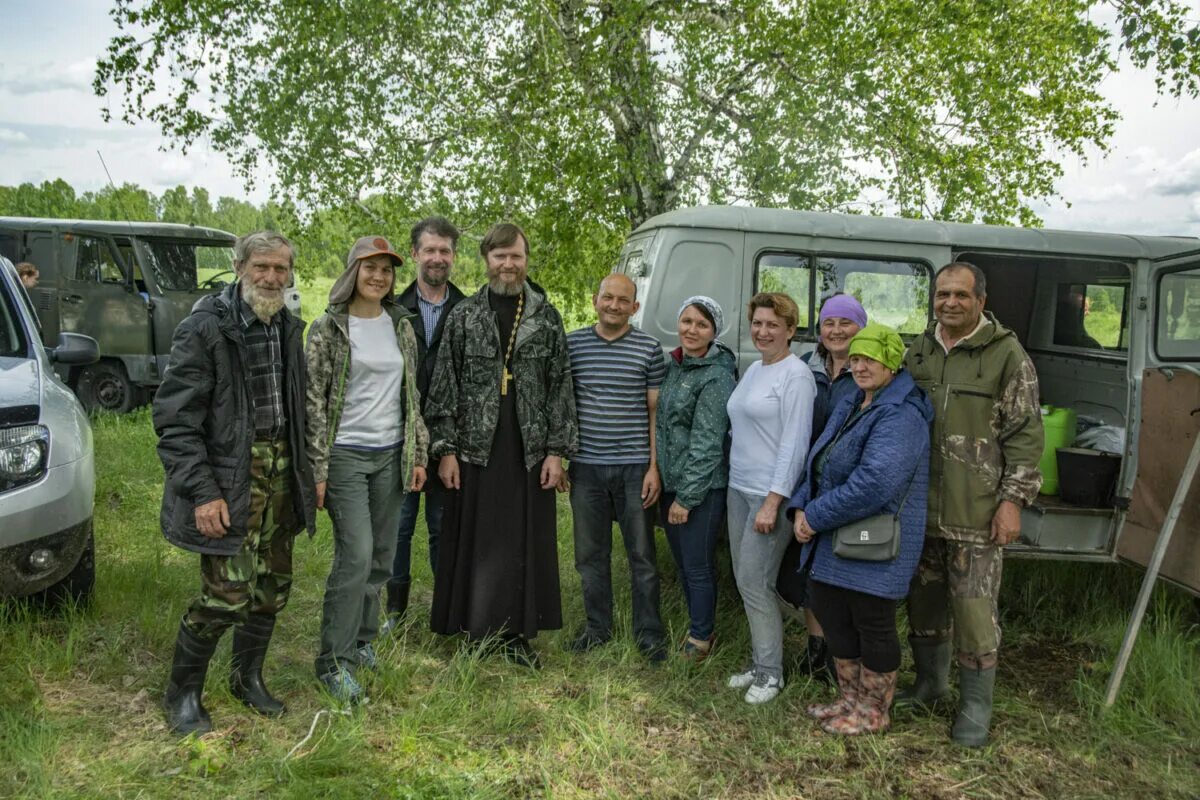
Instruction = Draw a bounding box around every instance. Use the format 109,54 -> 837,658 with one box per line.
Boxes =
0,218 -> 301,412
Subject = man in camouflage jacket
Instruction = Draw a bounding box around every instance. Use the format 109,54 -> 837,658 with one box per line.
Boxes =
425,282 -> 577,472
901,261 -> 1043,748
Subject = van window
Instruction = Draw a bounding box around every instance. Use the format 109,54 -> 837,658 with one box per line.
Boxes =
76,237 -> 127,285
1052,282 -> 1129,351
756,253 -> 811,330
818,257 -> 929,334
142,239 -> 234,292
1157,267 -> 1200,359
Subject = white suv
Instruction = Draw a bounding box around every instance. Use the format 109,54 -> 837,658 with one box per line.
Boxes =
0,256 -> 100,603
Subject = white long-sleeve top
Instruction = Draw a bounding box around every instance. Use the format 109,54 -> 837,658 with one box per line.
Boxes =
727,354 -> 816,497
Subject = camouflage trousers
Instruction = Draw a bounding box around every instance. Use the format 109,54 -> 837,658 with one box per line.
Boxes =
906,537 -> 1002,669
184,440 -> 296,641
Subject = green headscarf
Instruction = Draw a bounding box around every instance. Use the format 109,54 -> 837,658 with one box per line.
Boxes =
847,322 -> 904,371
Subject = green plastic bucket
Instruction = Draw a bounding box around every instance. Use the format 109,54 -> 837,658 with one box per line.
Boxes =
1039,405 -> 1077,495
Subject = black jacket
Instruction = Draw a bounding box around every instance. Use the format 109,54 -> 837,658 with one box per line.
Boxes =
395,279 -> 466,413
153,282 -> 317,555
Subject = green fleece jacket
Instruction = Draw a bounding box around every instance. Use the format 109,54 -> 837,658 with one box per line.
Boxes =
904,312 -> 1043,542
304,302 -> 429,488
655,342 -> 738,510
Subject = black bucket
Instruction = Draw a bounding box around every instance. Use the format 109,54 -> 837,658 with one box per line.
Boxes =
1056,447 -> 1122,507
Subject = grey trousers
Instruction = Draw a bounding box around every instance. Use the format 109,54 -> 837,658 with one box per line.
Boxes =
727,487 -> 793,679
316,446 -> 405,677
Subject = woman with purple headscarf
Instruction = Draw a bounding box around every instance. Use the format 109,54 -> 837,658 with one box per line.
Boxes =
780,292 -> 868,682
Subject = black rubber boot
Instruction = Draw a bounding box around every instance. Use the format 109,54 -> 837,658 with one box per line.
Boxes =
380,579 -> 411,637
799,635 -> 835,685
951,665 -> 996,747
230,612 -> 286,717
163,620 -> 220,736
894,636 -> 952,710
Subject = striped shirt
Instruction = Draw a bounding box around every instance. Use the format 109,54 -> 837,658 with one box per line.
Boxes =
238,296 -> 285,441
567,325 -> 666,465
416,291 -> 449,348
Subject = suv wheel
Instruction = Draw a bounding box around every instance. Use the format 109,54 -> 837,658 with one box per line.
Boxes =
34,530 -> 95,608
76,361 -> 140,414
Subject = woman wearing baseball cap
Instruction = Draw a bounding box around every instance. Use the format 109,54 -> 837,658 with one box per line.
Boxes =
305,236 -> 429,705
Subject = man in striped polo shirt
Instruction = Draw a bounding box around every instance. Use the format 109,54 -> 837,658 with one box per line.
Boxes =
566,273 -> 668,661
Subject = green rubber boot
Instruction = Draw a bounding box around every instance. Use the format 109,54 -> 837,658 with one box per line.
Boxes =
951,665 -> 996,747
893,636 -> 952,710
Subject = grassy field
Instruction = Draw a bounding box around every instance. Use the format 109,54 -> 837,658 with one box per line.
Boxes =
2,410 -> 1199,799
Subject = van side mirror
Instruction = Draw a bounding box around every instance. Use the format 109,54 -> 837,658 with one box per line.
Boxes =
50,332 -> 100,366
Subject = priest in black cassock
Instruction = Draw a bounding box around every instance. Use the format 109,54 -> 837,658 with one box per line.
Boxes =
424,222 -> 578,667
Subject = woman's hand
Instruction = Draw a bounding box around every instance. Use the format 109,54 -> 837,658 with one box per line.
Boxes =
315,481 -> 327,511
438,454 -> 460,489
410,466 -> 427,492
667,500 -> 690,525
754,494 -> 783,534
793,510 -> 815,543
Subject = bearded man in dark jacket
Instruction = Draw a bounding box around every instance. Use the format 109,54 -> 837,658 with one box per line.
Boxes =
153,231 -> 317,736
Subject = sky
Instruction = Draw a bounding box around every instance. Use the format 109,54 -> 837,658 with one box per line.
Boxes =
1,0 -> 1199,237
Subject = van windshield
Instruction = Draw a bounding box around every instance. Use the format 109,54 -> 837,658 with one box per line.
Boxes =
139,239 -> 236,292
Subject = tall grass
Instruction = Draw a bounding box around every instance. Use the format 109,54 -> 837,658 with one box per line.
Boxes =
0,409 -> 1197,798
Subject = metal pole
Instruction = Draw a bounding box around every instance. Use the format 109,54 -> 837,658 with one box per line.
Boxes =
1104,428 -> 1200,707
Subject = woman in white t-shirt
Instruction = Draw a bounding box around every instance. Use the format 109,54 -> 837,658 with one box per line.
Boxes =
305,236 -> 429,705
724,292 -> 816,704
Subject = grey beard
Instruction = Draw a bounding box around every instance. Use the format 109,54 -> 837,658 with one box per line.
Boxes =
488,278 -> 524,296
241,281 -> 285,322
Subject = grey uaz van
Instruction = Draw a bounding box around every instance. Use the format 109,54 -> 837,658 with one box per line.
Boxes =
0,218 -> 301,412
616,206 -> 1200,596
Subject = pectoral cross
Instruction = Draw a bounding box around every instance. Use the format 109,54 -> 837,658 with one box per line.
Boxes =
501,367 -> 513,396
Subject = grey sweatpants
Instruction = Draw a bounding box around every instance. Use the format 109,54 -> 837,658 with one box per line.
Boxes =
727,487 -> 793,679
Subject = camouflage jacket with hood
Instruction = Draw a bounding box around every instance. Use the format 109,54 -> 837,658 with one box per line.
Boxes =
425,282 -> 578,470
304,288 -> 429,489
904,311 -> 1043,542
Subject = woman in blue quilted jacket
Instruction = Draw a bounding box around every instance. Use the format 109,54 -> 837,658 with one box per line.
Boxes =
787,323 -> 932,735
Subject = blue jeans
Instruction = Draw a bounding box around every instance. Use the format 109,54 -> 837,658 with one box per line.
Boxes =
391,478 -> 444,586
661,488 -> 726,641
568,461 -> 664,648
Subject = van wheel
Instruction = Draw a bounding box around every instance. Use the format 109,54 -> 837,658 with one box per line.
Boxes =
34,531 -> 95,609
76,361 -> 139,414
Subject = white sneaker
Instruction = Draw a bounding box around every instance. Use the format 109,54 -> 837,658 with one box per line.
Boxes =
727,668 -> 757,689
744,673 -> 784,704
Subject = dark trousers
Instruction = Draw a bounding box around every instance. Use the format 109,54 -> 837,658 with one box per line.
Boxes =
661,489 -> 725,641
808,579 -> 901,673
568,461 -> 664,647
391,477 -> 444,584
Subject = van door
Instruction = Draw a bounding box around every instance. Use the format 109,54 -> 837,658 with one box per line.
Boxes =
742,233 -> 941,372
61,234 -> 151,372
1115,254 -> 1200,595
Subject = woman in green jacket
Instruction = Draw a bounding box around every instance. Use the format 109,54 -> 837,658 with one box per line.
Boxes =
305,236 -> 429,705
656,296 -> 737,661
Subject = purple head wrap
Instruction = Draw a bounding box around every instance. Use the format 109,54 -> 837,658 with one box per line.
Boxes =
818,294 -> 868,329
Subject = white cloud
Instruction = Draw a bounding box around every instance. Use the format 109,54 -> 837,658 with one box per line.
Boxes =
0,127 -> 29,143
1149,149 -> 1200,197
0,59 -> 96,95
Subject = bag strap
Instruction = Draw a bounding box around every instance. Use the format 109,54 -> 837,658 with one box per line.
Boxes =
890,467 -> 917,519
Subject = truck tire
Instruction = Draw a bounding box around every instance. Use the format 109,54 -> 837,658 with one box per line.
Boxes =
34,530 -> 95,609
76,361 -> 140,414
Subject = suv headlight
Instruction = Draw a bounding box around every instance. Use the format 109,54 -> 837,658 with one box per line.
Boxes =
0,425 -> 49,491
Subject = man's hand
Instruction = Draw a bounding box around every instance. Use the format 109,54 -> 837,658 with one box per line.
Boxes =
667,500 -> 690,525
540,455 -> 564,490
439,454 -> 460,490
195,498 -> 230,538
641,466 -> 661,509
754,494 -> 783,534
315,481 -> 327,510
990,499 -> 1022,545
410,466 -> 427,492
793,510 -> 815,543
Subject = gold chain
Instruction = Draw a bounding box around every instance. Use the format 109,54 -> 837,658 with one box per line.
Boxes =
500,290 -> 524,395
